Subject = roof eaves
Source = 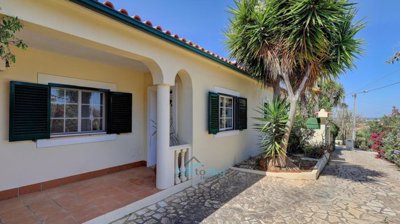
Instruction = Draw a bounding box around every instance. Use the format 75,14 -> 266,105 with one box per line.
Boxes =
69,0 -> 249,76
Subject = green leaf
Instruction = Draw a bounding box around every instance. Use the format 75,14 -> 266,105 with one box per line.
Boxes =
0,16 -> 27,67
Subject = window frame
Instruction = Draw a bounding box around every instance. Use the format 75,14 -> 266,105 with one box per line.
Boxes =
49,83 -> 109,137
218,94 -> 235,131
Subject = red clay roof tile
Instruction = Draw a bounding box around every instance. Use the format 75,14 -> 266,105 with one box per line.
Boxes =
132,15 -> 141,21
119,9 -> 128,15
99,0 -> 240,69
103,1 -> 114,9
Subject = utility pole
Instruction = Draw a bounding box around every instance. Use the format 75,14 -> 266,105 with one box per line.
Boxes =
352,93 -> 357,148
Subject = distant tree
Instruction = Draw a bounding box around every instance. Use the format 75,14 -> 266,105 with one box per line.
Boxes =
391,106 -> 400,116
300,79 -> 345,117
368,120 -> 384,134
333,103 -> 359,144
319,80 -> 346,111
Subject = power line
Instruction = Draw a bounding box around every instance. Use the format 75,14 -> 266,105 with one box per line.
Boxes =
350,79 -> 400,144
354,80 -> 400,95
349,76 -> 400,148
352,68 -> 400,94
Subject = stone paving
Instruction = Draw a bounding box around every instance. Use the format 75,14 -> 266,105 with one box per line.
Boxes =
112,147 -> 400,224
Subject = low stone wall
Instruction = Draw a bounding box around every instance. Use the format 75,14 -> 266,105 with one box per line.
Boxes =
231,152 -> 331,180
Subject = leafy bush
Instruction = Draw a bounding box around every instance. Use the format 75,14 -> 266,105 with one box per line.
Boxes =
255,97 -> 289,165
370,132 -> 384,158
330,122 -> 340,140
328,121 -> 340,151
303,143 -> 328,159
361,107 -> 400,167
382,123 -> 400,166
288,115 -> 314,154
0,16 -> 27,65
355,128 -> 372,150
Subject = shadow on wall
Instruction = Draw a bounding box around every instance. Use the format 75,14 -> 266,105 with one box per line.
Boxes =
321,147 -> 385,182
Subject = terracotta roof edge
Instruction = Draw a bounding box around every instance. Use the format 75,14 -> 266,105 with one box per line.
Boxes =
69,0 -> 249,77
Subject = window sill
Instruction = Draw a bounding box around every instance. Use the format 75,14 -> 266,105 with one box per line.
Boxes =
36,134 -> 117,148
214,130 -> 240,138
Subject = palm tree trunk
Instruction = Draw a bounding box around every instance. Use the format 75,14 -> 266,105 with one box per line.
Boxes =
314,94 -> 319,112
272,79 -> 281,101
279,97 -> 299,166
300,94 -> 308,117
280,69 -> 310,167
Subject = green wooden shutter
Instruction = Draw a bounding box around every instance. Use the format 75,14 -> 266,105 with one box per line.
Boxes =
107,92 -> 132,134
9,81 -> 50,142
306,118 -> 321,129
235,97 -> 247,130
208,92 -> 219,134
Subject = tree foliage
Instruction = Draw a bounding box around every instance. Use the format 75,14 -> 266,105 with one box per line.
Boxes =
301,79 -> 345,117
332,103 -> 362,143
0,16 -> 27,66
227,0 -> 364,165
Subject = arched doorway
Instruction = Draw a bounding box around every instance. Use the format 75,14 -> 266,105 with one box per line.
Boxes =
146,70 -> 193,174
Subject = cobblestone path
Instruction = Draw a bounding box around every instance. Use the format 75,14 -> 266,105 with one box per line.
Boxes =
112,147 -> 400,224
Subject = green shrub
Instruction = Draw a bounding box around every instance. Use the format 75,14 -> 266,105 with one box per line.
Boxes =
303,143 -> 328,159
382,125 -> 400,167
355,128 -> 372,150
255,97 -> 289,165
288,115 -> 314,154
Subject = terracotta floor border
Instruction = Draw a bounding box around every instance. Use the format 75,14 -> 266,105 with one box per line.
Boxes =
0,160 -> 147,201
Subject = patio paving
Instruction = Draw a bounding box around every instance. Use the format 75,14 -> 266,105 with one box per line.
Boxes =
0,167 -> 158,224
112,147 -> 400,224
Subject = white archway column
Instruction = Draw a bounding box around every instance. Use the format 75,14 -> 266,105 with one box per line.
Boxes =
156,84 -> 174,189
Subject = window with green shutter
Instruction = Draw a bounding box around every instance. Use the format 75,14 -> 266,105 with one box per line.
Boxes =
208,92 -> 220,134
235,97 -> 247,130
9,81 -> 50,141
9,81 -> 133,142
208,91 -> 248,135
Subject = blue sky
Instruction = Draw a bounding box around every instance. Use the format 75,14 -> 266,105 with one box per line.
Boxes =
112,0 -> 400,118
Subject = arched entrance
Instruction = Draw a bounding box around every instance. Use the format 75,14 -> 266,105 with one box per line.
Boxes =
146,69 -> 193,189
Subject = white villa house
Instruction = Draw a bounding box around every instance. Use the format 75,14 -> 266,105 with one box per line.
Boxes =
0,0 -> 271,204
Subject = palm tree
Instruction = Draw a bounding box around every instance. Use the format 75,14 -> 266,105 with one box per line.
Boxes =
319,79 -> 345,111
300,79 -> 345,117
226,0 -> 282,99
227,0 -> 363,166
334,102 -> 353,144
